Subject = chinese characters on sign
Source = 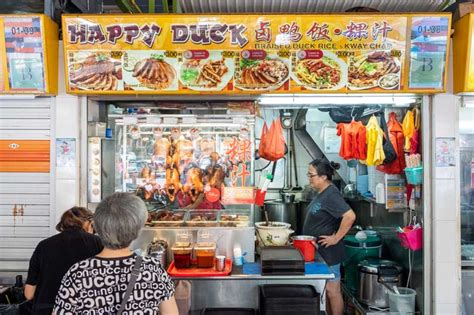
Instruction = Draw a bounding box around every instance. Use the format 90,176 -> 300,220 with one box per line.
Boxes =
61,14 -> 450,95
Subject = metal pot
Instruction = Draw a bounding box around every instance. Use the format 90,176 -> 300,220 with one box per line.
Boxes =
358,259 -> 403,308
263,200 -> 298,231
147,239 -> 168,268
281,191 -> 296,203
297,200 -> 311,235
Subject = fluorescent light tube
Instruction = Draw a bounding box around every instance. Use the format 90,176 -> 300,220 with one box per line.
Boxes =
258,95 -> 417,106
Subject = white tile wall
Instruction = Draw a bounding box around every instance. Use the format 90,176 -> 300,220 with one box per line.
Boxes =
435,220 -> 459,263
433,95 -> 457,138
435,262 -> 460,304
431,92 -> 461,313
54,44 -> 82,224
55,179 -> 77,221
434,179 -> 458,221
435,303 -> 459,315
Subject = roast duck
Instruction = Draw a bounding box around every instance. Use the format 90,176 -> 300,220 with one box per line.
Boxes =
182,167 -> 204,202
205,152 -> 228,189
138,129 -> 229,205
132,58 -> 176,90
200,138 -> 216,156
153,135 -> 170,171
70,55 -> 121,91
139,166 -> 159,201
165,141 -> 181,202
176,138 -> 194,174
165,166 -> 181,202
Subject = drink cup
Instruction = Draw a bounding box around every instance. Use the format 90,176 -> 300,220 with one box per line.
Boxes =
216,255 -> 226,271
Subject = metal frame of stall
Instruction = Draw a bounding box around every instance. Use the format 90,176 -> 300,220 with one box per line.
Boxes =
75,94 -> 433,313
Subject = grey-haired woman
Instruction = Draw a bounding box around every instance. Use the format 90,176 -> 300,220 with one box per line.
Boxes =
53,193 -> 178,314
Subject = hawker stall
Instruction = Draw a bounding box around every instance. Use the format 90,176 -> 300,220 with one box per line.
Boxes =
61,12 -> 451,314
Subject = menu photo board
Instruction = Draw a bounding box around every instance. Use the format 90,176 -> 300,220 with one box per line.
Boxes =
0,15 -> 58,95
62,14 -> 451,95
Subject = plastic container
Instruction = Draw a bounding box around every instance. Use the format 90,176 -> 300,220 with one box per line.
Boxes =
376,183 -> 385,204
405,166 -> 423,185
291,235 -> 317,262
388,287 -> 416,314
150,210 -> 186,227
194,242 -> 216,268
171,242 -> 193,269
186,210 -> 219,227
397,226 -> 423,251
255,174 -> 273,206
219,210 -> 251,227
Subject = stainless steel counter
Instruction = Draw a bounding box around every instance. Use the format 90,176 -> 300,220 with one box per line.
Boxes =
171,264 -> 335,280
172,264 -> 333,311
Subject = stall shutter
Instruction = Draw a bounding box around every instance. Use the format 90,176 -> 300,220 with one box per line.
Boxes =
0,98 -> 52,277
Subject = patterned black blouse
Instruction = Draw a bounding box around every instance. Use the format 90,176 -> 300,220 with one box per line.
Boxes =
53,254 -> 175,314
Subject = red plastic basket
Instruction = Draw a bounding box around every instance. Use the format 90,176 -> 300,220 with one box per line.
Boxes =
396,226 -> 423,251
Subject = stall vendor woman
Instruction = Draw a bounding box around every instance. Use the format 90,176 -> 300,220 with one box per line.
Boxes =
303,159 -> 356,315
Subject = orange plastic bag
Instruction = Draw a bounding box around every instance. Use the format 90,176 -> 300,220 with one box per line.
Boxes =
258,122 -> 269,159
260,119 -> 286,161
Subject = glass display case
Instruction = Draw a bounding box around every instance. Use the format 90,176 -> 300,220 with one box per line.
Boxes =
97,108 -> 256,227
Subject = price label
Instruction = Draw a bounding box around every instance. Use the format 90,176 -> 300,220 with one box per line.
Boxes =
123,116 -> 138,125
241,50 -> 266,60
409,17 -> 449,89
146,116 -> 161,125
8,54 -> 45,90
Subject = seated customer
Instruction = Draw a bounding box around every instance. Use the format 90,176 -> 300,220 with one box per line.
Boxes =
25,207 -> 103,315
53,192 -> 178,314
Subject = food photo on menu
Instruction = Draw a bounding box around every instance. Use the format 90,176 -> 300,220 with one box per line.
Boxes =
179,50 -> 234,91
68,52 -> 122,91
347,50 -> 402,91
292,50 -> 348,91
234,52 -> 290,91
122,50 -> 178,91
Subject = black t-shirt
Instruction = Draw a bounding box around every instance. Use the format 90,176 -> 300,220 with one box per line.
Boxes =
26,229 -> 103,314
53,254 -> 175,314
302,184 -> 351,265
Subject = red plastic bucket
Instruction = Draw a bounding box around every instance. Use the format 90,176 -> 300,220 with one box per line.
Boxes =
291,236 -> 317,262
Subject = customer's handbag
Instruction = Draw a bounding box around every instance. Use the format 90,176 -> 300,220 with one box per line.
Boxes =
117,255 -> 143,315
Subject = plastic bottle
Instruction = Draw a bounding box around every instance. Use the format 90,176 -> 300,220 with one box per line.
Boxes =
255,174 -> 273,206
260,174 -> 273,192
233,247 -> 243,266
376,183 -> 385,204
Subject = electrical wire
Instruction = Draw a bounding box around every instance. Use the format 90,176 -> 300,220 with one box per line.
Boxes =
407,248 -> 413,287
255,160 -> 272,172
368,305 -> 390,312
